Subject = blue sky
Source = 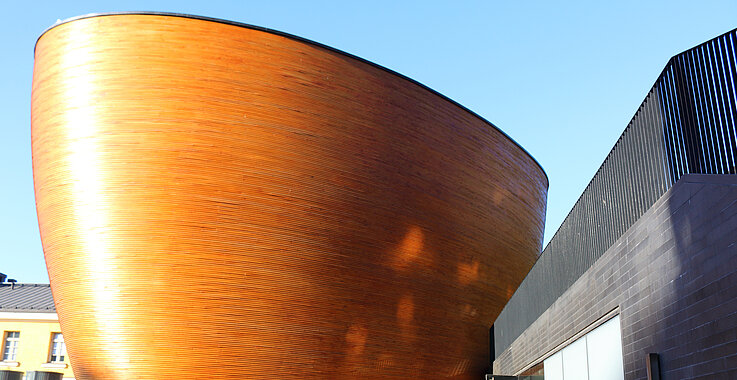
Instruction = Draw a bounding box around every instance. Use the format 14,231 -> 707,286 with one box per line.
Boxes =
3,1 -> 736,283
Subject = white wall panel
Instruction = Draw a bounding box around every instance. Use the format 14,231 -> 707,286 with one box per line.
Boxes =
539,315 -> 624,379
544,351 -> 563,380
561,337 -> 588,380
586,315 -> 624,380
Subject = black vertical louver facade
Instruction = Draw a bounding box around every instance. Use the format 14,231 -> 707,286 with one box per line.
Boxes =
494,28 -> 737,358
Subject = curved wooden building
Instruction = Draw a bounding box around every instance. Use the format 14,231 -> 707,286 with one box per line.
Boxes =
31,13 -> 547,379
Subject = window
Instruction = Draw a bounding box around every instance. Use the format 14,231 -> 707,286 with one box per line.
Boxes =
2,331 -> 20,361
543,315 -> 624,380
49,333 -> 66,363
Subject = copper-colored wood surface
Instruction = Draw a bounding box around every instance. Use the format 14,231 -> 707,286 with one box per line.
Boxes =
31,14 -> 547,379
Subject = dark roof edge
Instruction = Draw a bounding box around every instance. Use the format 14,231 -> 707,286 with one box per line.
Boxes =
34,11 -> 548,184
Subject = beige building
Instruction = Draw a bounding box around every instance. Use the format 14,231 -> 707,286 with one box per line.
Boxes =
0,277 -> 73,379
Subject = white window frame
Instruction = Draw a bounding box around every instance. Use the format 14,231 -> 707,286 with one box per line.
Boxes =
2,331 -> 20,361
49,332 -> 66,363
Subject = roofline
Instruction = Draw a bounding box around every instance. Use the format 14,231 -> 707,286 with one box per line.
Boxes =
34,11 -> 548,184
0,311 -> 58,321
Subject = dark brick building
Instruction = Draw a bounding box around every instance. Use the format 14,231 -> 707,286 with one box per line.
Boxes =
491,28 -> 737,379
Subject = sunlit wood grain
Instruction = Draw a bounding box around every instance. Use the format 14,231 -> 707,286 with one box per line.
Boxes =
31,14 -> 547,379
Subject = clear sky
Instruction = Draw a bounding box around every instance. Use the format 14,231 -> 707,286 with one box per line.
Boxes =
2,1 -> 735,283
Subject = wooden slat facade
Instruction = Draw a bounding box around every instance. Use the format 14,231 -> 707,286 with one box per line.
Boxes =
31,14 -> 547,379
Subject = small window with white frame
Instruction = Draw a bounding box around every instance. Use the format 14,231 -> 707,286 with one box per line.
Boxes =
2,331 -> 20,361
49,332 -> 66,363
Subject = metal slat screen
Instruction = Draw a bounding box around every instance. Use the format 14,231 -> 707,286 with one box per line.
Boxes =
494,28 -> 737,358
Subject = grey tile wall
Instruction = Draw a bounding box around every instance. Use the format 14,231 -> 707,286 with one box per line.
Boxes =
493,174 -> 737,379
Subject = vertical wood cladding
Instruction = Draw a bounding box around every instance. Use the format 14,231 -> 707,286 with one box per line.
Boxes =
31,14 -> 547,379
494,175 -> 737,379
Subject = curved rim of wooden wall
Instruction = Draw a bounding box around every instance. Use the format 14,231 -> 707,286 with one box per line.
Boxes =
35,11 -> 548,185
